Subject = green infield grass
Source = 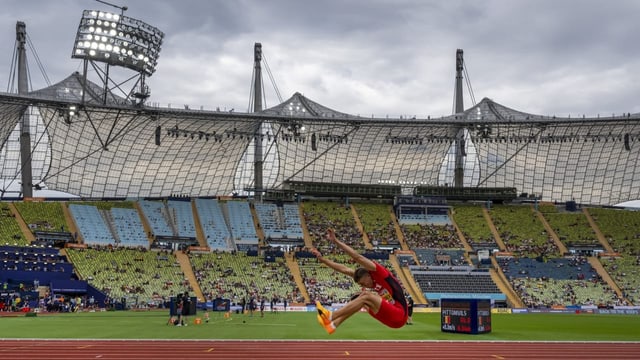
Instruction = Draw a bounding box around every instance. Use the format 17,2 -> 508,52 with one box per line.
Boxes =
1,310 -> 639,341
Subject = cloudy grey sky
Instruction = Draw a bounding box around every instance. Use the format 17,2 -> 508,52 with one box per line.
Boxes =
1,0 -> 639,118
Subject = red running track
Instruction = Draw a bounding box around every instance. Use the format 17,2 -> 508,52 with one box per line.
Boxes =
0,339 -> 639,359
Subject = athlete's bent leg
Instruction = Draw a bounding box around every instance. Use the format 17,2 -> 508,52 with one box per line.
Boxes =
331,292 -> 382,327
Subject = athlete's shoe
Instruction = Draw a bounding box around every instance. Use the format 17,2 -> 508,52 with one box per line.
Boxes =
315,301 -> 331,325
317,314 -> 335,335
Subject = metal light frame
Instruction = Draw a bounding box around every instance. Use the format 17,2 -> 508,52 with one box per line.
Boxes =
72,10 -> 164,76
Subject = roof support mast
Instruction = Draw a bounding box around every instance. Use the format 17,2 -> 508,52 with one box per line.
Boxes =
253,43 -> 264,201
17,21 -> 33,198
453,49 -> 465,188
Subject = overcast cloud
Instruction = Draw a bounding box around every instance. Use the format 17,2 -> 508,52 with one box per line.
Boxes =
1,0 -> 639,118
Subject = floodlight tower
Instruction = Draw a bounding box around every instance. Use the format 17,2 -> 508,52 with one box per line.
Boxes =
71,8 -> 164,105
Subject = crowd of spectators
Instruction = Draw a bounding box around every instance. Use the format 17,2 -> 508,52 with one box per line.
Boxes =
500,235 -> 559,258
491,206 -> 562,258
66,245 -> 188,304
500,256 -> 626,308
402,223 -> 461,249
600,255 -> 640,305
303,201 -> 365,251
190,251 -> 302,307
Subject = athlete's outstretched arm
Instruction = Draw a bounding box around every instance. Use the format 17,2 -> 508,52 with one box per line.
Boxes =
310,247 -> 354,277
327,228 -> 375,271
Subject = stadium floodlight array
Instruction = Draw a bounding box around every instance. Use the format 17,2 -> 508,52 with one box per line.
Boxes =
72,10 -> 164,76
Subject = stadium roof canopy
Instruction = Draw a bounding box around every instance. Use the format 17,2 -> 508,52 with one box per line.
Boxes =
0,72 -> 639,205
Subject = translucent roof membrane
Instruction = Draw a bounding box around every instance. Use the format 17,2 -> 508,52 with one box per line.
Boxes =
0,80 -> 638,205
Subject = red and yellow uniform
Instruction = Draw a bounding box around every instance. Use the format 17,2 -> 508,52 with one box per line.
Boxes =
367,261 -> 408,328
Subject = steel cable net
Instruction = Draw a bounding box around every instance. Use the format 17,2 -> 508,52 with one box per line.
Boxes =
0,91 -> 639,205
38,106 -> 258,198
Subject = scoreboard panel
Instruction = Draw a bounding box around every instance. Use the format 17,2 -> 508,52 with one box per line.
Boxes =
441,298 -> 492,334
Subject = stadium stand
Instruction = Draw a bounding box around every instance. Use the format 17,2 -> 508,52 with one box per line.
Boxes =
487,204 -> 561,257
13,201 -> 68,234
410,265 -> 504,306
0,244 -> 98,311
498,256 -> 624,307
538,203 -> 602,254
167,200 -> 197,238
588,207 -> 640,305
254,202 -> 304,246
402,223 -> 462,249
352,202 -> 400,249
414,249 -> 467,267
1,199 -> 639,311
110,207 -> 149,248
449,204 -> 499,250
68,204 -> 116,246
225,200 -> 259,249
138,200 -> 174,238
0,203 -> 28,246
66,246 -> 187,307
302,200 -> 364,251
194,198 -> 232,250
588,208 -> 640,255
189,251 -> 301,306
600,256 -> 640,305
